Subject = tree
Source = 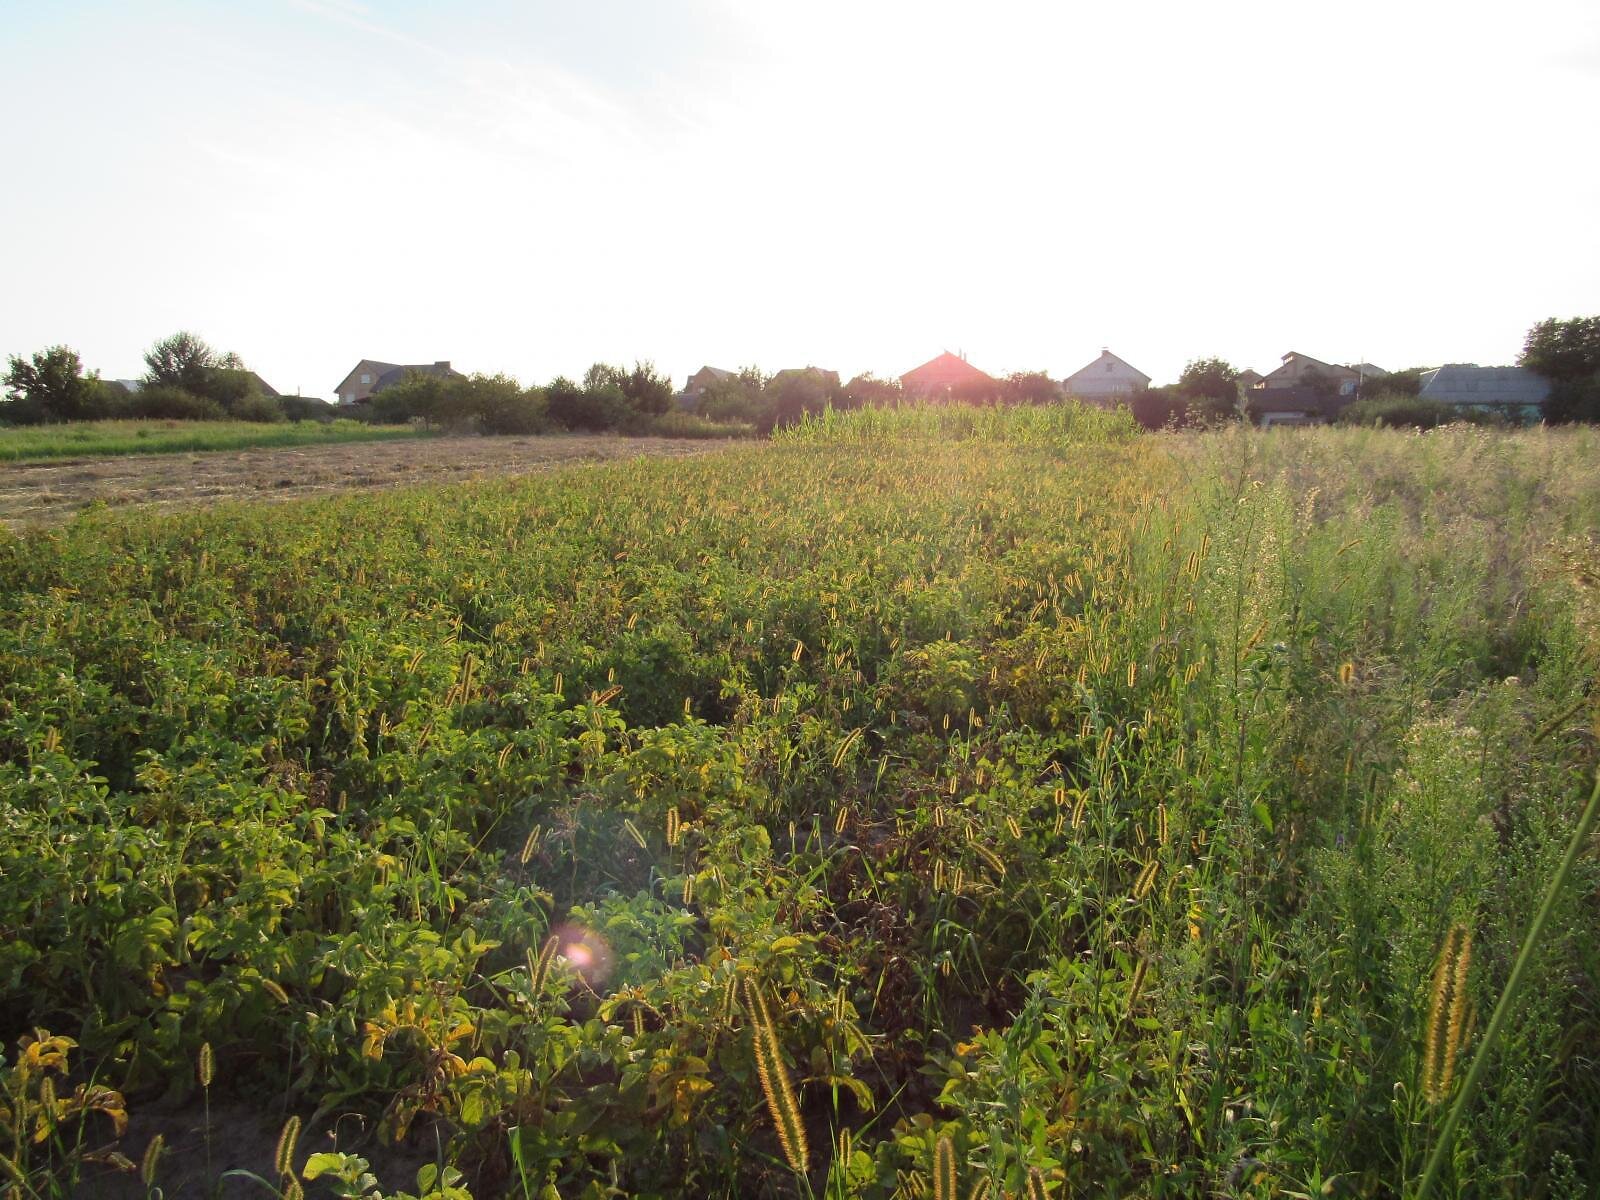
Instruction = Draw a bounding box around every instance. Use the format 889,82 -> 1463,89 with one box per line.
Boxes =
3,345 -> 117,424
549,369 -> 632,431
840,373 -> 902,410
1521,316 -> 1600,422
142,331 -> 240,398
999,371 -> 1061,405
1520,316 -> 1600,383
1175,357 -> 1241,418
700,368 -> 769,424
620,362 -> 673,416
765,368 -> 840,430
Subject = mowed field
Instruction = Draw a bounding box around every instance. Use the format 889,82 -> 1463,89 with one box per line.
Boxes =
0,434 -> 731,525
2,409 -> 1598,1199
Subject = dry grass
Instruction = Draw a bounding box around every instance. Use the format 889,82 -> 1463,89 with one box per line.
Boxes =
0,433 -> 734,526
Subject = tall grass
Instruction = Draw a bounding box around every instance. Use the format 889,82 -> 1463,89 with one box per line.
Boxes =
774,398 -> 1138,447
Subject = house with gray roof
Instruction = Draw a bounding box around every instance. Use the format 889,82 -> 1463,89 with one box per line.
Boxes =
1418,365 -> 1548,421
334,359 -> 461,406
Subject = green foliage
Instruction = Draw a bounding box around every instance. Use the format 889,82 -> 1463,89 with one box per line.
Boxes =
764,368 -> 841,431
998,371 -> 1061,405
1520,314 -> 1600,383
123,384 -> 227,421
840,373 -> 903,410
1175,355 -> 1241,417
2,345 -> 118,424
1518,316 -> 1600,422
0,418 -> 424,462
367,371 -> 549,434
699,367 -> 770,426
1339,395 -> 1466,428
0,416 -> 1597,1197
141,330 -> 247,404
545,372 -> 630,432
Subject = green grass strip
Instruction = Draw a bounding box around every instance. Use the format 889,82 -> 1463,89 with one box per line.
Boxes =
0,420 -> 427,462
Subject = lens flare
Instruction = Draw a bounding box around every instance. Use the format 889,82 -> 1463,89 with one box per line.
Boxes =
550,923 -> 613,988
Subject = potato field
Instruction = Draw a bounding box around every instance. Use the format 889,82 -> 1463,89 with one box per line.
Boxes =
2,407 -> 1598,1199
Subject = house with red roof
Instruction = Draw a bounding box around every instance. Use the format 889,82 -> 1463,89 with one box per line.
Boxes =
899,351 -> 996,400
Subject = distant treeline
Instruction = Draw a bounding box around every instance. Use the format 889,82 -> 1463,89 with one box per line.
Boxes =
7,315 -> 1598,434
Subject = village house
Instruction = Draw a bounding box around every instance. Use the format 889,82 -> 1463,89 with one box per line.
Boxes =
334,359 -> 461,406
1418,364 -> 1549,421
899,351 -> 996,399
675,365 -> 736,410
1246,352 -> 1388,425
1061,349 -> 1151,400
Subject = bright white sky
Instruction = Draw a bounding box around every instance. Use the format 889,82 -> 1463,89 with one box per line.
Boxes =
3,0 -> 1597,398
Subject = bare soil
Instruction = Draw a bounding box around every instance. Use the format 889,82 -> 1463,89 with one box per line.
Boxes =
0,434 -> 732,526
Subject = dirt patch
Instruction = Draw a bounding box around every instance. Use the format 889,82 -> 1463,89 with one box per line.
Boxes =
0,434 -> 734,527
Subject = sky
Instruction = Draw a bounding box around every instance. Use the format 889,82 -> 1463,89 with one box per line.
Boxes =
2,0 -> 1598,398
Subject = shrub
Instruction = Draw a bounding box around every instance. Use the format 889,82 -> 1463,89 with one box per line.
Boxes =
279,396 -> 338,423
124,386 -> 226,421
366,372 -> 452,425
1340,395 -> 1464,428
231,392 -> 286,423
699,369 -> 770,426
465,375 -> 548,435
547,375 -> 632,432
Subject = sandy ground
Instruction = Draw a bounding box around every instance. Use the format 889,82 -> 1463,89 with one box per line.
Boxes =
0,434 -> 732,526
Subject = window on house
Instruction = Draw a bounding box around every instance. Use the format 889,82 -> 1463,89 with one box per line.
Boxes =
360,373 -> 372,385
1105,362 -> 1114,372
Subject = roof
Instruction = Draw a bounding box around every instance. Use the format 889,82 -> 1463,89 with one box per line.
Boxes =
1260,351 -> 1360,386
1418,365 -> 1550,407
769,366 -> 841,387
334,359 -> 402,395
374,361 -> 461,391
1062,349 -> 1151,386
219,368 -> 279,397
899,352 -> 995,393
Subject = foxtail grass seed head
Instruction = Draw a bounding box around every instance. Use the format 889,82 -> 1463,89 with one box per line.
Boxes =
665,806 -> 681,847
262,978 -> 289,1006
933,1135 -> 958,1200
623,818 -> 647,850
140,1134 -> 165,1187
529,934 -> 560,996
274,1115 -> 301,1178
1026,1166 -> 1049,1200
1339,661 -> 1356,685
198,1042 -> 214,1088
1438,926 -> 1475,1099
743,978 -> 809,1175
682,875 -> 695,905
835,805 -> 850,835
520,825 -> 542,864
1127,958 -> 1149,1013
1133,859 -> 1159,901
